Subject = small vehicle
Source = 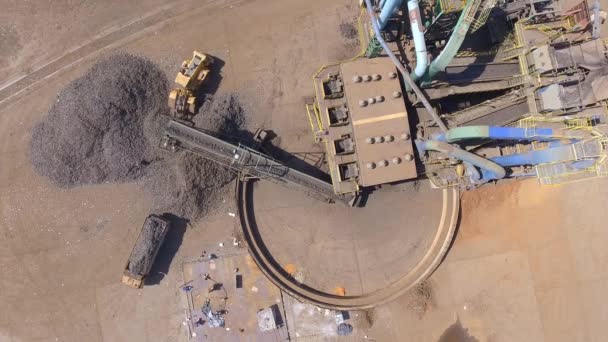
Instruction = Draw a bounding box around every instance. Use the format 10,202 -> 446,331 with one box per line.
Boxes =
168,51 -> 214,120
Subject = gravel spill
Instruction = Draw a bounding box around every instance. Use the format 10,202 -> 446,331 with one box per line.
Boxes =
405,280 -> 433,318
30,53 -> 246,221
339,22 -> 358,40
194,93 -> 247,136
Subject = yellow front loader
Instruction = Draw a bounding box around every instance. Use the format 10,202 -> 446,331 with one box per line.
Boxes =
168,51 -> 214,120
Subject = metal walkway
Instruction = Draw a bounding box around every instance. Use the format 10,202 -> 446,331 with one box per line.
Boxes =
163,120 -> 345,203
441,62 -> 522,84
445,92 -> 529,127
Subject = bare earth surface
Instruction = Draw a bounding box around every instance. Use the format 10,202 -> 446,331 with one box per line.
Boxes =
2,0 -> 608,341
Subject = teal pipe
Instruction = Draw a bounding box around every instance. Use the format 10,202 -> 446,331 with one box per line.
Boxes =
433,126 -> 559,143
408,0 -> 428,82
422,0 -> 481,83
378,0 -> 404,29
364,0 -> 448,132
417,139 -> 507,179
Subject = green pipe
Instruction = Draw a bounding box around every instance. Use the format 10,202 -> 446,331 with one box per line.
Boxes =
364,0 -> 448,132
422,0 -> 481,83
434,126 -> 559,143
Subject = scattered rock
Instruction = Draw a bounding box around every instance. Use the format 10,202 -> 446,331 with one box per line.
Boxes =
339,22 -> 358,40
405,280 -> 433,319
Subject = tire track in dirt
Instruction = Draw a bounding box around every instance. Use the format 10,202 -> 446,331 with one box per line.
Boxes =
0,0 -> 248,110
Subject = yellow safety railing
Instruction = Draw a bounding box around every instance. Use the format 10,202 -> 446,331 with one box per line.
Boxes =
305,103 -> 326,143
439,0 -> 467,13
537,146 -> 608,185
470,0 -> 497,31
519,116 -> 597,133
307,8 -> 368,142
517,116 -> 608,185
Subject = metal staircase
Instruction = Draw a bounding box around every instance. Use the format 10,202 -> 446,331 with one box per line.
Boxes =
470,0 -> 498,32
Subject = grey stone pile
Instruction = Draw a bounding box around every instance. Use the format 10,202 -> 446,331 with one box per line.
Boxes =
30,53 -> 246,221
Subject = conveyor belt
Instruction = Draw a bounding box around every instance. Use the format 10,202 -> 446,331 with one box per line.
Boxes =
164,120 -> 345,203
446,92 -> 529,127
441,62 -> 522,84
424,75 -> 529,98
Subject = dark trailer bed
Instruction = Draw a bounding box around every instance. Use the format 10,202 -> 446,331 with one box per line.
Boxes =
122,214 -> 171,288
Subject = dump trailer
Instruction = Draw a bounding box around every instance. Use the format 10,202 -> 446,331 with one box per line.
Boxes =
122,214 -> 171,288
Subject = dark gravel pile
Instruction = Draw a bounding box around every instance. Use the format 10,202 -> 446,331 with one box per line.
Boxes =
30,53 -> 168,187
128,215 -> 169,275
143,151 -> 235,220
30,53 -> 246,221
194,93 -> 247,136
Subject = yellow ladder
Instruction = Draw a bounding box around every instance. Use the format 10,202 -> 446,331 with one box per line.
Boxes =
471,0 -> 498,32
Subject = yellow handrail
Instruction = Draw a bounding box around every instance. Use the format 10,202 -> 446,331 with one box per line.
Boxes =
308,7 -> 368,142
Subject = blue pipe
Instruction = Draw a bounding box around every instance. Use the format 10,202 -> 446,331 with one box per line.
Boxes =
490,144 -> 577,166
423,0 -> 481,82
417,140 -> 507,180
572,159 -> 596,169
464,161 -> 481,181
364,0 -> 448,132
378,0 -> 404,29
379,0 -> 388,8
475,140 -> 574,180
408,0 -> 428,82
433,126 -> 558,143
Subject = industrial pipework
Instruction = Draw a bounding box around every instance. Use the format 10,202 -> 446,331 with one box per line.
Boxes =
364,0 -> 448,132
378,0 -> 404,29
408,0 -> 428,83
377,0 -> 428,85
416,139 -> 507,180
433,126 -> 565,143
423,0 -> 482,83
490,142 -> 587,167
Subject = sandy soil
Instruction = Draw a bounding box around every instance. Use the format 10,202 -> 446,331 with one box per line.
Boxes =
2,0 -> 608,341
0,0 -> 362,341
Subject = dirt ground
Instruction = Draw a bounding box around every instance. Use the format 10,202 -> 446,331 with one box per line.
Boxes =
2,0 -> 608,341
369,178 -> 608,342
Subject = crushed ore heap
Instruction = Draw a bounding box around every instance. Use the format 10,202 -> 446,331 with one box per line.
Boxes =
193,93 -> 247,135
30,53 -> 167,187
30,53 -> 246,220
128,215 -> 169,275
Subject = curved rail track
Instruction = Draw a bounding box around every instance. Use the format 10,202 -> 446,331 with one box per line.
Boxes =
236,179 -> 460,310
